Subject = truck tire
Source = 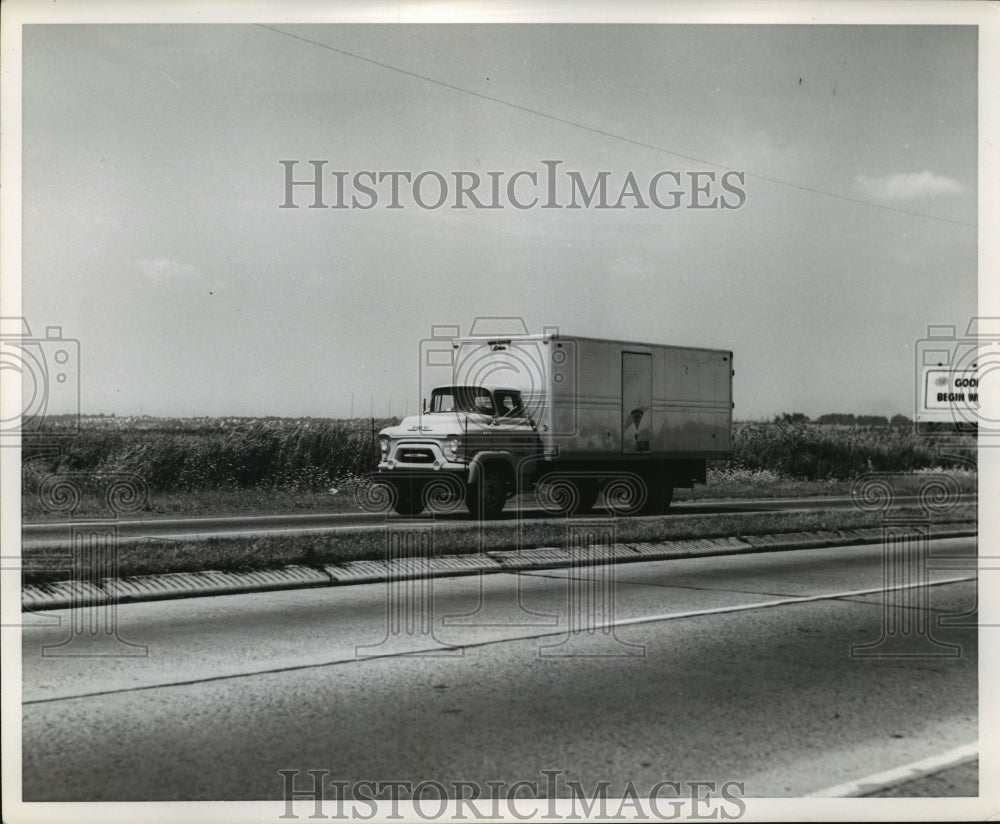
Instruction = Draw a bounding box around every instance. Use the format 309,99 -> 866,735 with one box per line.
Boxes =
466,470 -> 506,519
574,479 -> 600,513
641,484 -> 674,515
535,475 -> 599,516
392,483 -> 426,516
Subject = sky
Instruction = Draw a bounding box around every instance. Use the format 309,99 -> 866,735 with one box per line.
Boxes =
18,18 -> 980,420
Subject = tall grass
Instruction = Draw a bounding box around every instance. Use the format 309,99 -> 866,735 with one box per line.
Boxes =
730,421 -> 976,480
22,418 -> 398,494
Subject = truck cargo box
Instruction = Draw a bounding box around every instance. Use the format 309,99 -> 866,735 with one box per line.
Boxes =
445,334 -> 733,460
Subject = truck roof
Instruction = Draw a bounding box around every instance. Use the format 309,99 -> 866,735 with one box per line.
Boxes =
432,383 -> 523,393
452,333 -> 732,356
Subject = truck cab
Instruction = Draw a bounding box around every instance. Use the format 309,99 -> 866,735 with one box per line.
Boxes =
376,385 -> 541,517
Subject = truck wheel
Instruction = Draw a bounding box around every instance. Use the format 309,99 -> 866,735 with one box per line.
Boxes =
641,485 -> 674,515
574,479 -> 600,513
602,474 -> 647,515
392,483 -> 426,516
466,471 -> 506,519
536,476 -> 598,515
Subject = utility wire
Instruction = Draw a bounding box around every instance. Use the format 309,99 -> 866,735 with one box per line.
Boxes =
258,24 -> 975,230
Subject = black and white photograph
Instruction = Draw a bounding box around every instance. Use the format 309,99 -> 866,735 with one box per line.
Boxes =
2,1 -> 996,821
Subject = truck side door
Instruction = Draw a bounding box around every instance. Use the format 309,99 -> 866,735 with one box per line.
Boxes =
622,351 -> 652,453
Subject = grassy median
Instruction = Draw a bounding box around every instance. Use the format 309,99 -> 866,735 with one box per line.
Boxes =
22,503 -> 976,584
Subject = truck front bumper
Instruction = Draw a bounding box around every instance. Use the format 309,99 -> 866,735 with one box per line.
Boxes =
377,440 -> 470,479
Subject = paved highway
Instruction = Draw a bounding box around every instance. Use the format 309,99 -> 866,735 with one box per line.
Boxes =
21,493 -> 976,545
20,538 -> 977,802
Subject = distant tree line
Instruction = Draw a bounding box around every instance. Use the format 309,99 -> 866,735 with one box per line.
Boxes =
772,412 -> 913,427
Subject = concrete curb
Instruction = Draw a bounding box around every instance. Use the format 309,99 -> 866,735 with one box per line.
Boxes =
21,523 -> 977,611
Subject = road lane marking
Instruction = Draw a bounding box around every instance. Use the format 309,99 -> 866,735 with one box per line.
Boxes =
803,742 -> 978,797
22,574 -> 975,706
563,575 -> 976,631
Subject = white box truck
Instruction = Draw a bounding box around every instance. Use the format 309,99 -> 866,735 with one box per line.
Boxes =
375,333 -> 733,518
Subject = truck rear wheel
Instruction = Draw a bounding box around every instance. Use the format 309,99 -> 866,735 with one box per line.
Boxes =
466,470 -> 506,519
574,479 -> 600,513
640,484 -> 674,515
535,475 -> 599,516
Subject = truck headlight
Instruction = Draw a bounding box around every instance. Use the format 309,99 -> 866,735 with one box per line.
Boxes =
379,436 -> 391,456
447,436 -> 461,457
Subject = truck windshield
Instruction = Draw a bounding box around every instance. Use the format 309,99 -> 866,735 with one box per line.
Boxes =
430,387 -> 495,414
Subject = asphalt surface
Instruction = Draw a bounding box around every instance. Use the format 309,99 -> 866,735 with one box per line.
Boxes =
21,492 -> 977,546
20,538 -> 978,802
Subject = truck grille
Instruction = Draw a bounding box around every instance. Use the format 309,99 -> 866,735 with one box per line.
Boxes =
396,447 -> 435,464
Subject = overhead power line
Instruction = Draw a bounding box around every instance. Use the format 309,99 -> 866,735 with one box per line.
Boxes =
258,24 -> 975,229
